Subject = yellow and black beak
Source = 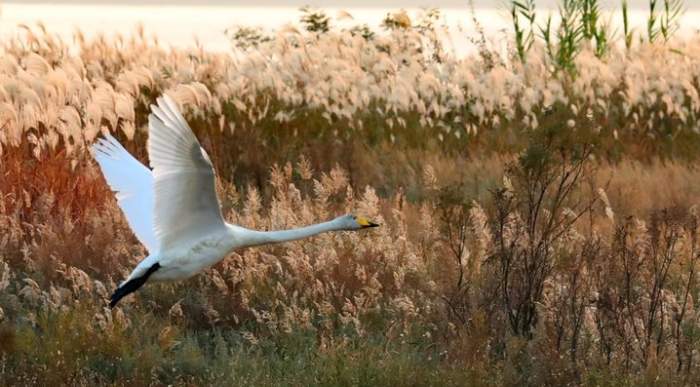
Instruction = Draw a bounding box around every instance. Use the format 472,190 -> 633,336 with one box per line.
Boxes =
356,216 -> 380,228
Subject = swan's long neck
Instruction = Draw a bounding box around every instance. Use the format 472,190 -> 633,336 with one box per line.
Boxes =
229,219 -> 344,249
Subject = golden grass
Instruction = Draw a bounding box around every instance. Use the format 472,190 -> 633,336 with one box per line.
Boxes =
3,23 -> 700,163
2,21 -> 700,385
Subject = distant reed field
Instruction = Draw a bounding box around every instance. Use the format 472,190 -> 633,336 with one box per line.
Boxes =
2,3 -> 700,385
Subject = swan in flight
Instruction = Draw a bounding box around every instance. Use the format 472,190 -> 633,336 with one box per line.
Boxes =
92,95 -> 379,308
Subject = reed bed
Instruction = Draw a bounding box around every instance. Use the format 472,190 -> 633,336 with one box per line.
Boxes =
2,7 -> 700,385
2,16 -> 700,164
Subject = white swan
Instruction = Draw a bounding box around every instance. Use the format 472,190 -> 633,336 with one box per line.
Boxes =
92,95 -> 379,308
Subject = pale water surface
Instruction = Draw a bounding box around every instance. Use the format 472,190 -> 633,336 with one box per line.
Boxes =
0,3 -> 698,55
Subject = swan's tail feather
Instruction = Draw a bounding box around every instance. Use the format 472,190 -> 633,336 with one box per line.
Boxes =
109,263 -> 161,308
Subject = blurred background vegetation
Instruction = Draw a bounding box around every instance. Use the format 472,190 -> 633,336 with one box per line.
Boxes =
2,0 -> 700,385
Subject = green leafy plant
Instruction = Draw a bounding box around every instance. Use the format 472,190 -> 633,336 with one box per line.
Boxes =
381,10 -> 411,30
226,26 -> 271,50
348,24 -> 375,40
648,0 -> 685,43
299,5 -> 330,33
660,0 -> 685,41
554,0 -> 585,73
622,0 -> 634,50
582,0 -> 610,57
510,0 -> 537,62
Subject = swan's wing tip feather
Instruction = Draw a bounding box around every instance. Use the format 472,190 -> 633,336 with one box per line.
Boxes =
90,135 -> 159,252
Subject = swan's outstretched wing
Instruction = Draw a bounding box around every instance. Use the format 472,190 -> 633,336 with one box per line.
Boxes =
92,135 -> 159,252
148,95 -> 226,250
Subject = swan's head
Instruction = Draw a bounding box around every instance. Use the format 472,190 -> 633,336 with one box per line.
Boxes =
336,214 -> 380,231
